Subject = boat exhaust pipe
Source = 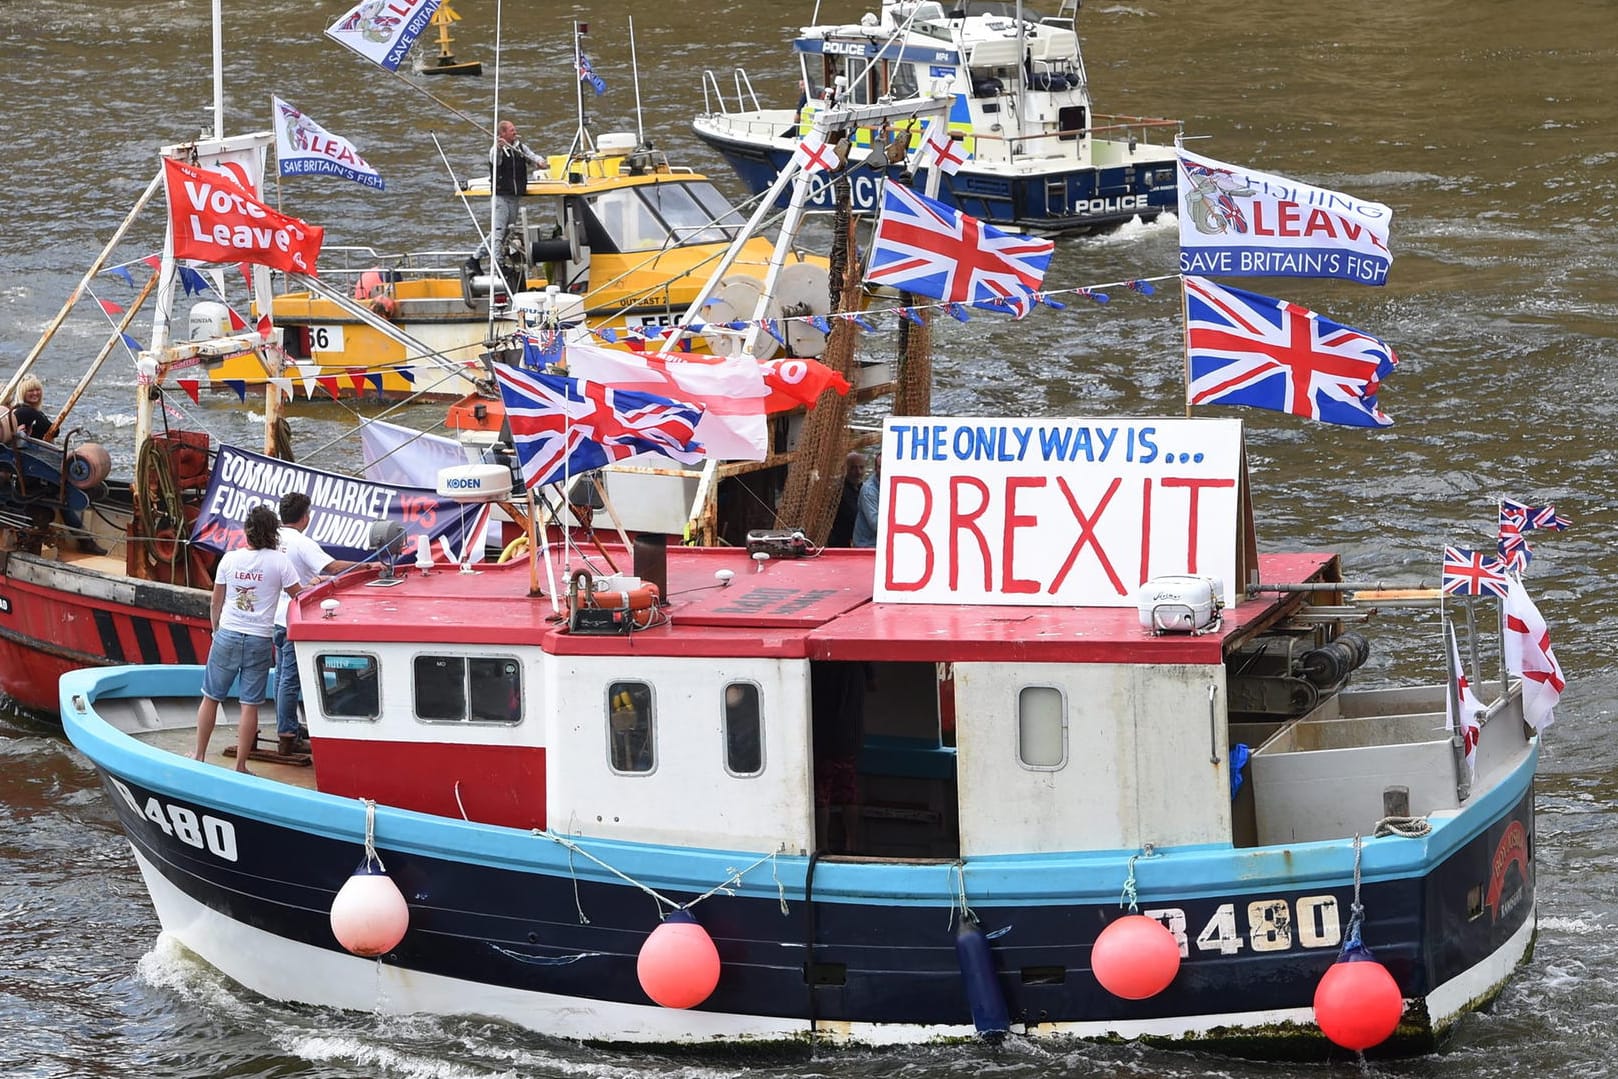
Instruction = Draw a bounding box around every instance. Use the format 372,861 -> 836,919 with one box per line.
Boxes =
634,532 -> 668,606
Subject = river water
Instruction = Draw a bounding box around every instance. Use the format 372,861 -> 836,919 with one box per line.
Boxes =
3,1 -> 1617,1076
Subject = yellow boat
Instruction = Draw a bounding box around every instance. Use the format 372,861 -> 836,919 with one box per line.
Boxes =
227,135 -> 831,401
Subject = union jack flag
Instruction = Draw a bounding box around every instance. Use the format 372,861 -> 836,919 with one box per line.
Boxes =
1441,546 -> 1510,598
1184,275 -> 1396,427
577,50 -> 606,96
493,365 -> 704,489
865,183 -> 1053,319
1501,497 -> 1570,533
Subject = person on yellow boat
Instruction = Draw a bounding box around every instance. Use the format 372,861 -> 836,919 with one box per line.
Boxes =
467,119 -> 549,275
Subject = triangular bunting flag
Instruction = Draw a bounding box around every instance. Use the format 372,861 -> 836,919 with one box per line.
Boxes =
98,298 -> 125,315
346,368 -> 368,392
316,375 -> 342,400
365,372 -> 384,397
142,254 -> 162,270
107,266 -> 135,286
226,307 -> 247,331
225,380 -> 248,402
302,374 -> 320,399
120,333 -> 143,352
396,367 -> 415,385
178,267 -> 208,296
268,376 -> 294,401
178,379 -> 201,404
257,315 -> 273,340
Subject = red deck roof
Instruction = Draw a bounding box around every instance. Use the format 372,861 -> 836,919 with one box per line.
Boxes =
292,546 -> 1340,664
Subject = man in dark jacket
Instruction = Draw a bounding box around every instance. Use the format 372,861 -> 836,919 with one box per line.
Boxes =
468,119 -> 548,273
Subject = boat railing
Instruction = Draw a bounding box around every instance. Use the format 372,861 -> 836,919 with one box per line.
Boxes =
699,68 -> 765,118
976,115 -> 1183,160
274,248 -> 480,291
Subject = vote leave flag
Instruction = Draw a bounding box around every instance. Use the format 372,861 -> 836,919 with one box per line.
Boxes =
273,96 -> 384,190
1502,575 -> 1564,732
1177,146 -> 1394,285
325,0 -> 441,72
164,158 -> 324,275
563,343 -> 768,461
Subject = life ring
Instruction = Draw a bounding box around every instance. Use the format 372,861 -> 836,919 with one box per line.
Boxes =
151,525 -> 179,565
497,534 -> 529,563
583,580 -> 660,628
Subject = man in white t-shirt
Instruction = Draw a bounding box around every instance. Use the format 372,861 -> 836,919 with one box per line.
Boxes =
193,505 -> 302,770
273,492 -> 356,755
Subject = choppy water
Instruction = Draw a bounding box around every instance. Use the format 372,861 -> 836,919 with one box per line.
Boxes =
2,0 -> 1617,1075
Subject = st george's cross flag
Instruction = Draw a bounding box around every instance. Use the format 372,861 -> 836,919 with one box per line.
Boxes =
1502,574 -> 1564,731
273,97 -> 384,190
912,117 -> 966,175
1441,546 -> 1510,598
324,0 -> 440,72
865,183 -> 1053,318
1445,621 -> 1484,777
1183,275 -> 1395,427
792,130 -> 841,175
493,364 -> 705,489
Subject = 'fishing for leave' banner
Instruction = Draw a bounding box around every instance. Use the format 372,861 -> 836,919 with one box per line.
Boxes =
1176,147 -> 1393,285
191,444 -> 489,563
325,0 -> 442,72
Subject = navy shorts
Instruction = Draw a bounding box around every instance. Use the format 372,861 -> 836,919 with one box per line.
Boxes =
201,628 -> 275,705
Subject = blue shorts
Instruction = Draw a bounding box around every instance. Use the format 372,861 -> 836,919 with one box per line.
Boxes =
201,628 -> 276,705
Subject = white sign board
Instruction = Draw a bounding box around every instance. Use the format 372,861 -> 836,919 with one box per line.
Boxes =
874,417 -> 1243,608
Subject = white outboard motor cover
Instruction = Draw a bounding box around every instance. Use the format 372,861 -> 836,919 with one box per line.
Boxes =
1136,575 -> 1225,634
188,300 -> 232,341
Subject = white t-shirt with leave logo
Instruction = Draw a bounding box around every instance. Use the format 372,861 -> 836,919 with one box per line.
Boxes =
216,547 -> 299,638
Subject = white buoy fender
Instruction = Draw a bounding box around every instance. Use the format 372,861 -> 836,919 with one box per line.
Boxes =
329,856 -> 410,957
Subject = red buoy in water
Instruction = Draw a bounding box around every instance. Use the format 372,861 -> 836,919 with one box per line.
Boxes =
1313,955 -> 1404,1050
329,857 -> 410,957
636,909 -> 721,1009
1091,913 -> 1181,999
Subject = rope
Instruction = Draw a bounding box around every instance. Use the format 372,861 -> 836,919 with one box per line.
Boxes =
362,798 -> 385,872
1340,833 -> 1365,956
950,860 -> 976,928
531,826 -> 788,920
1374,815 -> 1433,838
1119,853 -> 1141,913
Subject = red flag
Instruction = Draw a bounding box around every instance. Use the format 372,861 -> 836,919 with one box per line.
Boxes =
178,379 -> 202,404
257,314 -> 273,340
346,368 -> 368,392
759,357 -> 851,412
226,307 -> 247,332
163,158 -> 324,275
98,298 -> 125,315
316,376 -> 342,400
142,253 -> 162,270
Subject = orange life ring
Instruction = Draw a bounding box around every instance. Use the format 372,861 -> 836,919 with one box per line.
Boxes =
583,581 -> 660,628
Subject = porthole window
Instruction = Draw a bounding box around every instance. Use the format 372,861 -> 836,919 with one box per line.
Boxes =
1017,685 -> 1066,769
608,681 -> 655,773
723,682 -> 763,776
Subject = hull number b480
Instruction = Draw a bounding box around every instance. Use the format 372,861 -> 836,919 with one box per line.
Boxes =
108,776 -> 239,862
1144,896 -> 1342,956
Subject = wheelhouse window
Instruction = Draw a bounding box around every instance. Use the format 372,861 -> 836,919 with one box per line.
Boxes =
413,655 -> 522,725
316,653 -> 380,721
608,681 -> 655,773
641,181 -> 745,245
586,188 -> 668,253
723,682 -> 763,776
1017,685 -> 1066,768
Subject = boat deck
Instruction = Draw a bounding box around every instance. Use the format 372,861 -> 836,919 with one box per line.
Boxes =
90,694 -> 322,791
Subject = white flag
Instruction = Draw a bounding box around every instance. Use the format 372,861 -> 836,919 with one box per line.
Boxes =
1445,622 -> 1483,777
273,97 -> 384,190
792,131 -> 841,175
1502,575 -> 1564,731
325,0 -> 442,73
913,117 -> 966,175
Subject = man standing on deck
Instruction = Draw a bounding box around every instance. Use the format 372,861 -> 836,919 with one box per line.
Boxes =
466,119 -> 549,276
272,492 -> 355,756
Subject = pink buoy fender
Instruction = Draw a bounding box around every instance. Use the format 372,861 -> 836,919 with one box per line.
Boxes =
66,443 -> 112,489
1091,913 -> 1182,1000
329,855 -> 410,957
1313,944 -> 1404,1051
636,909 -> 721,1009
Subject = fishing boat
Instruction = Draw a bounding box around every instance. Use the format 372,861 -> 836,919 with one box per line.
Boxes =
691,0 -> 1183,233
243,137 -> 833,400
59,411 -> 1542,1054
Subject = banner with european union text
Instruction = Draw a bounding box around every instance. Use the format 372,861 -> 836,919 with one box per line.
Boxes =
1177,147 -> 1393,285
325,0 -> 441,72
191,444 -> 488,562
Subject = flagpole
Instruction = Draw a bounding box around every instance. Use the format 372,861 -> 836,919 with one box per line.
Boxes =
212,0 -> 224,139
629,17 -> 644,148
1180,274 -> 1192,418
572,23 -> 588,156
